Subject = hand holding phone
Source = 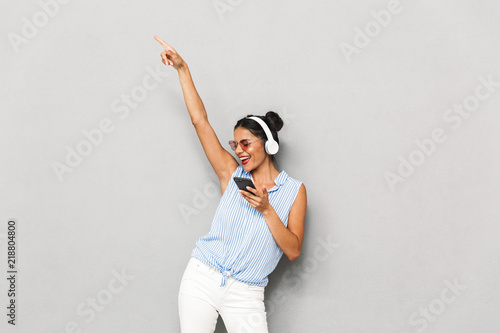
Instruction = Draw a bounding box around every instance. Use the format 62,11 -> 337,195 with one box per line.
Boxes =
233,177 -> 256,195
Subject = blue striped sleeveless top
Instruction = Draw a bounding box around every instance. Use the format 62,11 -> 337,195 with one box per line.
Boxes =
191,165 -> 303,287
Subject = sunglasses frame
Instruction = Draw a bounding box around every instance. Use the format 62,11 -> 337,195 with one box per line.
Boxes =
228,139 -> 260,151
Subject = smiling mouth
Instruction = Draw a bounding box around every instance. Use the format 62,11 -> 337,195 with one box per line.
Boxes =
241,156 -> 250,165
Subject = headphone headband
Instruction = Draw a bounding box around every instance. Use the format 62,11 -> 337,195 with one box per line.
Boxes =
247,116 -> 279,155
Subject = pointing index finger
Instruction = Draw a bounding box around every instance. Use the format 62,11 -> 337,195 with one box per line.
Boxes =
154,35 -> 172,50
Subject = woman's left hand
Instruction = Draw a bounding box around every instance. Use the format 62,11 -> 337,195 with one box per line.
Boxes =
239,186 -> 272,214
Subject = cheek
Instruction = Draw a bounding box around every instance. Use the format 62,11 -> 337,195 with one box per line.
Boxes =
251,147 -> 266,160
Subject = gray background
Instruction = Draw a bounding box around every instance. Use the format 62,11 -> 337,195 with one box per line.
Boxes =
1,0 -> 500,332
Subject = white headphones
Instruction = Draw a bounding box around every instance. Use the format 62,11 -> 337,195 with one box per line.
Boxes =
247,116 -> 279,155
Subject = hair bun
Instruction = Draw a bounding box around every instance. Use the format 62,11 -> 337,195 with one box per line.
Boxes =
265,111 -> 283,132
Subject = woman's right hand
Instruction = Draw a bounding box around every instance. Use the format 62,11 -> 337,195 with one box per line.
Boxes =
154,35 -> 186,70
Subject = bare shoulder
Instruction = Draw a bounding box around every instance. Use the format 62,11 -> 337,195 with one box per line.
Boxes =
287,183 -> 307,248
293,183 -> 307,209
289,183 -> 307,221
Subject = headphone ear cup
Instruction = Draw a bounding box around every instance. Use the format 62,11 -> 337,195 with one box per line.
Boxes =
266,140 -> 279,155
247,116 -> 280,155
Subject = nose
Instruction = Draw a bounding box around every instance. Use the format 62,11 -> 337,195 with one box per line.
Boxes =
234,142 -> 244,155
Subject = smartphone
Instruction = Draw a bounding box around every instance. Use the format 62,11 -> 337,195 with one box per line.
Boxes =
233,177 -> 256,195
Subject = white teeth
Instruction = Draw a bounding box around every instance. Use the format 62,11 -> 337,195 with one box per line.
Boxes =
241,157 -> 250,161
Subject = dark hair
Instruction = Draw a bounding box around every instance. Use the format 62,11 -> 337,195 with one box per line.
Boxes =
234,111 -> 284,168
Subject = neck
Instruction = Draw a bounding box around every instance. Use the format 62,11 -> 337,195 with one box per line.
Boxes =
251,157 -> 279,184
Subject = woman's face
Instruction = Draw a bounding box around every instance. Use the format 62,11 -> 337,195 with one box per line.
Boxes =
233,127 -> 266,172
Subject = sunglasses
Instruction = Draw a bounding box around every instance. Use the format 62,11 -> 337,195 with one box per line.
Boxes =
228,139 -> 260,151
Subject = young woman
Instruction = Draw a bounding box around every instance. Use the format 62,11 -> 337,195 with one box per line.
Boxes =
155,35 -> 307,333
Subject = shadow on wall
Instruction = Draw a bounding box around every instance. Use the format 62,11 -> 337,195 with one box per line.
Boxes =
215,317 -> 227,332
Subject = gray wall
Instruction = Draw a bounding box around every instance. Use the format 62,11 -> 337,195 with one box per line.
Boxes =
1,0 -> 500,332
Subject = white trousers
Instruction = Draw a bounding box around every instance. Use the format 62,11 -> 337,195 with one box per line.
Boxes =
178,257 -> 269,333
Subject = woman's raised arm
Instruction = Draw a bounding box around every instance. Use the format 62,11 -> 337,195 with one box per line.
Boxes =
154,36 -> 238,189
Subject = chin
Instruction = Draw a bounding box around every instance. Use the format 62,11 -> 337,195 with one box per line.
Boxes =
242,163 -> 253,172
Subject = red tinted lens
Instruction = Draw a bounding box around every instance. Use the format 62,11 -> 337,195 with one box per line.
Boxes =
240,139 -> 250,150
229,140 -> 237,151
